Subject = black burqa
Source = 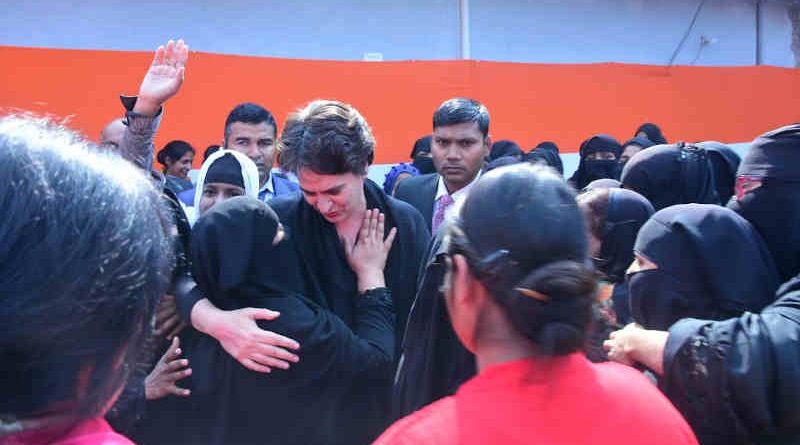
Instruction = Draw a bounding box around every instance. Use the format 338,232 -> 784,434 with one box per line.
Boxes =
661,275 -> 800,445
568,135 -> 623,189
525,141 -> 563,176
596,188 -> 654,324
392,227 -> 476,419
630,204 -> 780,331
268,179 -> 430,445
728,123 -> 800,282
183,197 -> 395,445
697,141 -> 741,204
621,143 -> 720,210
635,123 -> 667,145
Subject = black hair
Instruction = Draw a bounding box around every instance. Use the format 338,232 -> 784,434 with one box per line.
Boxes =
446,164 -> 595,356
0,117 -> 173,425
489,140 -> 524,161
203,144 -> 222,162
224,102 -> 277,142
433,97 -> 490,137
278,100 -> 375,175
156,139 -> 195,169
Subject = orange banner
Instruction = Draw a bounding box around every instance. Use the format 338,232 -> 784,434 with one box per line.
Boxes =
1,45 -> 798,168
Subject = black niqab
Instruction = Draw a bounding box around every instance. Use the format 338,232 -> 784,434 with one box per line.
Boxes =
596,188 -> 654,284
410,135 -> 432,159
630,204 -> 779,331
697,141 -> 740,204
568,135 -> 623,189
620,143 -> 720,210
411,136 -> 436,175
728,123 -> 800,282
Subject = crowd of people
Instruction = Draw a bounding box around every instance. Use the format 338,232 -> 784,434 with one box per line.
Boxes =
3,39 -> 800,445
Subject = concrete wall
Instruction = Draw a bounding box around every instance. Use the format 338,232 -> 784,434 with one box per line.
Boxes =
1,0 -> 794,66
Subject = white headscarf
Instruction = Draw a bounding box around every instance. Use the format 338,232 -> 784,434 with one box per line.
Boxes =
189,149 -> 260,225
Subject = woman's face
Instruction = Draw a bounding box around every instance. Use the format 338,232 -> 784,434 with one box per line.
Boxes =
167,151 -> 194,179
199,183 -> 246,215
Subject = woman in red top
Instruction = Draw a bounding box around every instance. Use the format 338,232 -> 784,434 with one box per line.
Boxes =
375,164 -> 697,445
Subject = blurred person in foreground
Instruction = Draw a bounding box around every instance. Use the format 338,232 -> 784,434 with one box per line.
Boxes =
0,116 -> 173,444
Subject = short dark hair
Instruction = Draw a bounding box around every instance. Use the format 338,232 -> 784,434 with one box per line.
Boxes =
432,97 -> 490,137
156,139 -> 195,167
0,117 -> 173,424
203,144 -> 222,162
224,102 -> 277,142
278,100 -> 375,175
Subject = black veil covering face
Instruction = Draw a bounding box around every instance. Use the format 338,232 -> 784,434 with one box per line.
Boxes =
635,123 -> 667,145
525,141 -> 563,176
596,189 -> 654,284
697,141 -> 740,204
629,204 -> 780,331
569,135 -> 622,190
185,196 -> 395,445
728,123 -> 800,282
410,135 -> 435,175
620,143 -> 720,210
191,197 -> 291,302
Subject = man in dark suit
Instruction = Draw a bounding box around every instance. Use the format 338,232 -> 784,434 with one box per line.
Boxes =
222,102 -> 299,201
395,98 -> 490,233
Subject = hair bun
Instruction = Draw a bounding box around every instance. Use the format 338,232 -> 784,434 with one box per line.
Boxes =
537,321 -> 585,356
497,260 -> 595,356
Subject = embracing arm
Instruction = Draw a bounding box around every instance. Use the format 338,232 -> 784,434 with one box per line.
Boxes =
172,275 -> 300,373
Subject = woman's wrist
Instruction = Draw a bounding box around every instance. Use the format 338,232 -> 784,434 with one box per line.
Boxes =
191,299 -> 223,337
628,329 -> 669,375
357,269 -> 386,294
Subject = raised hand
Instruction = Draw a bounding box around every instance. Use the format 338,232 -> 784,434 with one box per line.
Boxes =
145,336 -> 192,400
343,209 -> 397,292
134,39 -> 189,116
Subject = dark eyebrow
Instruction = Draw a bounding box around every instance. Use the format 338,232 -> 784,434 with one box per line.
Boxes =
300,183 -> 346,196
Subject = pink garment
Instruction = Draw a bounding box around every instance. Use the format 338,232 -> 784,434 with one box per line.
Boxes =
1,418 -> 133,445
431,194 -> 454,233
375,354 -> 698,445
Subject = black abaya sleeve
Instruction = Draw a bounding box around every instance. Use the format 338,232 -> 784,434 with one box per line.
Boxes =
660,278 -> 800,445
255,289 -> 396,383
